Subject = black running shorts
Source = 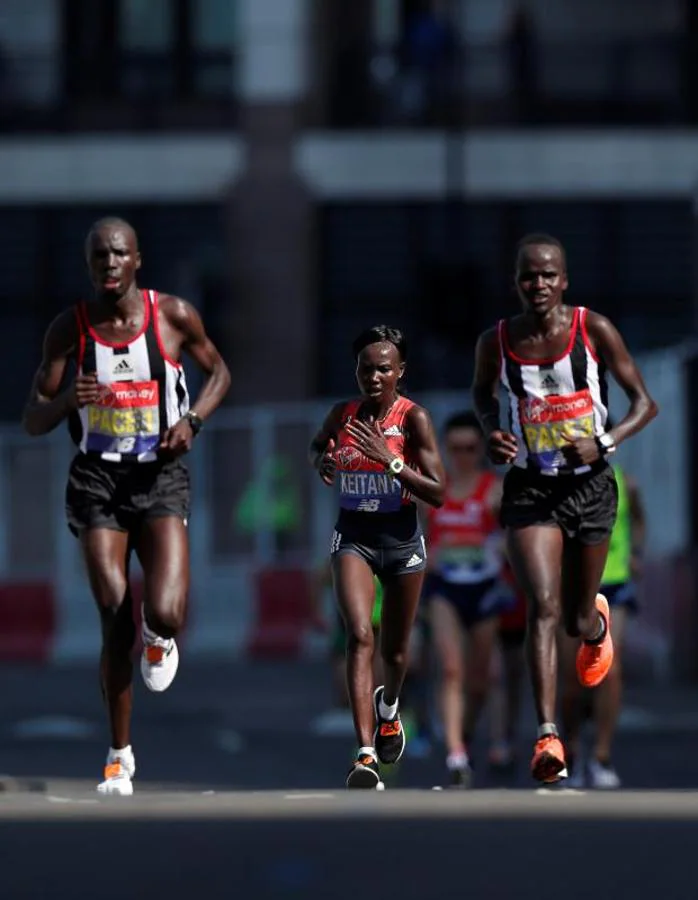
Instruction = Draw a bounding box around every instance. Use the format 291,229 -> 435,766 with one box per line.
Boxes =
422,574 -> 513,630
330,529 -> 427,578
66,453 -> 190,536
500,463 -> 618,545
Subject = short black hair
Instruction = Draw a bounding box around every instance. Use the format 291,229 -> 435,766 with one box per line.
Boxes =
443,410 -> 483,435
352,325 -> 407,362
516,232 -> 567,268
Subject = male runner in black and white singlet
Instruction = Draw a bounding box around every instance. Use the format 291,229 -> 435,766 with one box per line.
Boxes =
472,233 -> 657,784
23,218 -> 231,795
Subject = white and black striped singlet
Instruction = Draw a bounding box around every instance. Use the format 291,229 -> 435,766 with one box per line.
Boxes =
70,289 -> 190,464
498,306 -> 609,476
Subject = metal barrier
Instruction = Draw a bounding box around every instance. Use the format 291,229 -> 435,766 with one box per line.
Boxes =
0,356 -> 690,667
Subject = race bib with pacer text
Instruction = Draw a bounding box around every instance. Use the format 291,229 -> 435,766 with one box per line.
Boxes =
85,380 -> 160,456
519,389 -> 594,470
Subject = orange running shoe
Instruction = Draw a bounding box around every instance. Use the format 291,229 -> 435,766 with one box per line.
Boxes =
530,734 -> 567,784
576,594 -> 614,688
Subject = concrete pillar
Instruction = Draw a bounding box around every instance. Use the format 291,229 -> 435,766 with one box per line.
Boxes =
225,0 -> 315,403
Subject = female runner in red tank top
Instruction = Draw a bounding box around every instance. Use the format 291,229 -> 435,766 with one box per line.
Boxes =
310,325 -> 446,789
423,411 -> 511,787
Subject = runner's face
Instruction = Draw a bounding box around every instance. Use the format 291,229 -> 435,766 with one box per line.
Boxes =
87,226 -> 141,297
515,244 -> 568,315
445,426 -> 484,475
355,342 -> 404,402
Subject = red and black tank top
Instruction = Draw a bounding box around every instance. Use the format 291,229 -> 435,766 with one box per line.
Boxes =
426,471 -> 502,583
334,396 -> 417,514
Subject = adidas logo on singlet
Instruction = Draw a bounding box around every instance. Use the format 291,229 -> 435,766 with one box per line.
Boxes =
383,425 -> 402,437
112,358 -> 134,377
540,373 -> 558,393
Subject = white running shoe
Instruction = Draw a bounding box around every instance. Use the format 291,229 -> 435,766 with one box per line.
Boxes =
588,758 -> 621,789
140,618 -> 179,693
97,746 -> 135,796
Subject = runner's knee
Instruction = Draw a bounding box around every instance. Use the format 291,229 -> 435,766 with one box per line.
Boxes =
346,619 -> 375,653
145,594 -> 186,637
93,573 -> 129,615
380,646 -> 408,672
528,590 -> 559,627
439,650 -> 463,683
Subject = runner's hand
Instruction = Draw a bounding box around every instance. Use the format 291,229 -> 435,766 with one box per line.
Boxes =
72,373 -> 101,409
560,434 -> 601,466
486,430 -> 518,465
344,419 -> 392,467
316,437 -> 336,486
160,417 -> 194,456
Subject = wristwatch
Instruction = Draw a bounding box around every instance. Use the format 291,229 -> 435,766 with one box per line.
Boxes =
595,432 -> 616,457
387,457 -> 405,475
185,410 -> 204,436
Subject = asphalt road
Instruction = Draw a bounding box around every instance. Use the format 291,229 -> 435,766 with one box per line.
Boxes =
1,661 -> 697,899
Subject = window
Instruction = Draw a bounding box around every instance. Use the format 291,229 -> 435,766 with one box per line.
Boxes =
120,0 -> 173,49
192,0 -> 238,49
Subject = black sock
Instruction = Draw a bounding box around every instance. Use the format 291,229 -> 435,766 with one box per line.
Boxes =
583,612 -> 607,646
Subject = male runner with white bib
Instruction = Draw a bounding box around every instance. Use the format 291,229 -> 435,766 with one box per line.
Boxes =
23,218 -> 230,795
472,233 -> 657,784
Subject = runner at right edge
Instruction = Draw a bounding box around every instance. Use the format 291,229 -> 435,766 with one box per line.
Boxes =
471,233 -> 658,784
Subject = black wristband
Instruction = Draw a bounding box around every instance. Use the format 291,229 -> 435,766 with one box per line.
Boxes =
185,410 -> 203,436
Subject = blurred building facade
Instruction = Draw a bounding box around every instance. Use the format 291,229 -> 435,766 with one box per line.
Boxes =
1,0 -> 697,409
0,0 -> 697,672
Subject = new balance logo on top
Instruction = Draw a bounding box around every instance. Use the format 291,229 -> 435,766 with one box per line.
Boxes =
405,554 -> 422,568
383,425 -> 402,437
113,358 -> 134,377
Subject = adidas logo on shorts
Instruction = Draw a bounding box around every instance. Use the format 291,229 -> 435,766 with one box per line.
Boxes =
405,554 -> 422,568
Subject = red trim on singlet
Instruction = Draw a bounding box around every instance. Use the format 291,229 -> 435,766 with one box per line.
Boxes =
471,469 -> 497,503
501,307 -> 581,366
80,289 -> 150,349
579,307 -> 600,363
150,290 -> 183,369
74,305 -> 86,370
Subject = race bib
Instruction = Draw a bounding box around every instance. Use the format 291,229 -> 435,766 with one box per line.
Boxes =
435,546 -> 486,570
519,389 -> 594,469
85,380 -> 160,455
339,470 -> 403,513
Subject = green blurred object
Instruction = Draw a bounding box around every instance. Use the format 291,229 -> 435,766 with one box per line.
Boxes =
235,456 -> 301,535
371,577 -> 383,628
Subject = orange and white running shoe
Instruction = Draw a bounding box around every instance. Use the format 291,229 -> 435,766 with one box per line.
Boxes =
576,594 -> 613,688
97,746 -> 135,796
141,610 -> 179,693
530,734 -> 567,784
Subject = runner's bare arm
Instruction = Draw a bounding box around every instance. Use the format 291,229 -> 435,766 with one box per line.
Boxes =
162,296 -> 231,421
397,406 -> 445,508
309,402 -> 345,466
585,312 -> 658,446
473,328 -> 518,464
472,328 -> 502,437
22,310 -> 86,436
309,402 -> 345,485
